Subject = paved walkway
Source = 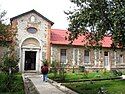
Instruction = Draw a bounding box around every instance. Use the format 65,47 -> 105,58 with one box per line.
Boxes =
23,73 -> 78,94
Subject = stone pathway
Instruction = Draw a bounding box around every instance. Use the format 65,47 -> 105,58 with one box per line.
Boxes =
22,73 -> 78,94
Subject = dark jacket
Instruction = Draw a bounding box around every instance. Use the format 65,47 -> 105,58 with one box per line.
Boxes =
41,66 -> 48,74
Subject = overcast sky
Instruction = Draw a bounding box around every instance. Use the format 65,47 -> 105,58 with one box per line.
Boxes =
0,0 -> 74,29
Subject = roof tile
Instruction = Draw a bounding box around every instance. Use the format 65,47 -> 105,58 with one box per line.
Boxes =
51,29 -> 112,47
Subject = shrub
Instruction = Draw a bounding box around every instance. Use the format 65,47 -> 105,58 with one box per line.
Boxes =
112,70 -> 122,76
42,59 -> 50,66
0,51 -> 19,92
0,73 -> 25,93
79,66 -> 85,72
50,61 -> 66,81
50,60 -> 59,79
0,52 -> 19,74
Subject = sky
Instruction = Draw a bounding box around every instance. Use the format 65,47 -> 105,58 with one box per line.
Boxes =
0,0 -> 74,30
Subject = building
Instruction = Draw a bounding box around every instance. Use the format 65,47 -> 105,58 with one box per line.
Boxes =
10,10 -> 53,73
10,10 -> 125,73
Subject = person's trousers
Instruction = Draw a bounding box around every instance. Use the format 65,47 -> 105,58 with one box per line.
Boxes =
43,74 -> 48,81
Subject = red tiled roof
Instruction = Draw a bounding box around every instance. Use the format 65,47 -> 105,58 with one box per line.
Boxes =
51,29 -> 112,47
101,37 -> 112,47
51,29 -> 70,45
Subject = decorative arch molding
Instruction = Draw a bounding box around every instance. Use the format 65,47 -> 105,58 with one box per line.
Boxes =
21,37 -> 40,49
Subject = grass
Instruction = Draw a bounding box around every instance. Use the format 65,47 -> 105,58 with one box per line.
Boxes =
48,70 -> 125,94
63,80 -> 125,94
48,70 -> 118,82
0,73 -> 25,94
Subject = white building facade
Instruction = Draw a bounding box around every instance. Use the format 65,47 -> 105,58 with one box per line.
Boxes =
11,10 -> 53,73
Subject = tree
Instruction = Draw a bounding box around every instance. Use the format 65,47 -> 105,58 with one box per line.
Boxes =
66,0 -> 125,48
0,9 -> 18,74
0,9 -> 19,92
0,10 -> 16,47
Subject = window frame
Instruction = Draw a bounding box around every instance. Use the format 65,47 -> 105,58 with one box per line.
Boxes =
60,49 -> 67,64
104,51 -> 109,66
84,50 -> 90,64
30,15 -> 36,22
119,54 -> 123,64
27,27 -> 37,34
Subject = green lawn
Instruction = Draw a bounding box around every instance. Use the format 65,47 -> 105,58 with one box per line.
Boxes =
48,71 -> 124,94
0,73 -> 25,94
48,71 -> 119,82
63,80 -> 125,94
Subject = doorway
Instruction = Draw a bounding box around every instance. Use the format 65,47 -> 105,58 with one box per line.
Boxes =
104,51 -> 109,67
24,51 -> 36,70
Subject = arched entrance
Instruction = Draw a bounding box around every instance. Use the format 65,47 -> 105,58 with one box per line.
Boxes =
21,38 -> 41,72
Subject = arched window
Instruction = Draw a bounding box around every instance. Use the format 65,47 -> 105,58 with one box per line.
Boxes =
30,16 -> 35,22
27,27 -> 37,34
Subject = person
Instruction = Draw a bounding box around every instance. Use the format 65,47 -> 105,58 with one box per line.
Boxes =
41,64 -> 49,82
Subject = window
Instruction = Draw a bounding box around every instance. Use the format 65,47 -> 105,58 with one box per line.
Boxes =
27,27 -> 37,34
104,51 -> 108,56
116,52 -> 119,63
84,50 -> 90,64
104,51 -> 109,66
60,49 -> 66,64
119,54 -> 123,63
30,16 -> 35,22
116,53 -> 123,64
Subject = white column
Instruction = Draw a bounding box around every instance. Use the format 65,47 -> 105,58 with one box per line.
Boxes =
50,46 -> 53,64
36,50 -> 39,72
38,49 -> 42,73
18,47 -> 22,72
22,49 -> 25,72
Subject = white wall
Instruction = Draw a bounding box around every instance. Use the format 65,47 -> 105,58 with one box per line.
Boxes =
14,12 -> 51,72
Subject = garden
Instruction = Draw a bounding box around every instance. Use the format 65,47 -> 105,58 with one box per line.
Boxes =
48,61 -> 125,94
0,46 -> 25,94
63,80 -> 125,94
49,69 -> 122,82
0,73 -> 25,94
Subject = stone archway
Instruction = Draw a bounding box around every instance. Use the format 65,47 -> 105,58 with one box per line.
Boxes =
21,38 -> 41,72
21,38 -> 40,48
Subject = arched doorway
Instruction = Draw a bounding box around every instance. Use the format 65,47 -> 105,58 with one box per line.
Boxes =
21,38 -> 41,72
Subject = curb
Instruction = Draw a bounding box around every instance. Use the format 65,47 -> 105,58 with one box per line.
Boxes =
22,74 -> 40,94
48,79 -> 78,94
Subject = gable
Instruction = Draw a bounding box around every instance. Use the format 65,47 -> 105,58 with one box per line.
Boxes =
10,9 -> 54,25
